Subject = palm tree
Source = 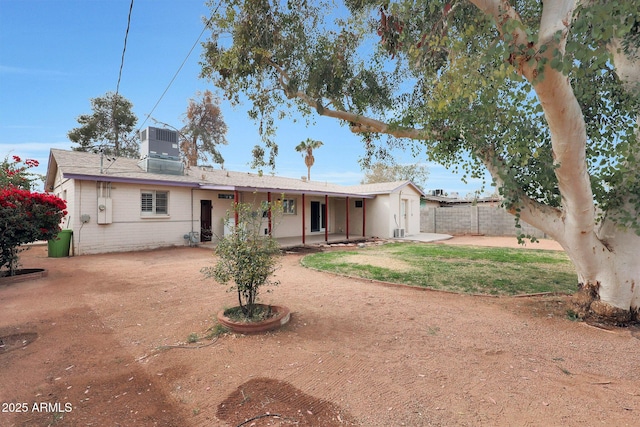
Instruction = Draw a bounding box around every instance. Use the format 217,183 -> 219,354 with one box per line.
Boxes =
295,138 -> 323,180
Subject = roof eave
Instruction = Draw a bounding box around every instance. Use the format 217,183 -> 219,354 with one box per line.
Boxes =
62,173 -> 200,188
231,186 -> 376,199
45,151 -> 58,191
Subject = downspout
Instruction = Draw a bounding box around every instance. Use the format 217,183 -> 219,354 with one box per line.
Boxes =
267,192 -> 272,236
346,197 -> 349,240
324,194 -> 328,242
302,193 -> 306,245
398,190 -> 403,233
362,198 -> 366,237
77,180 -> 82,255
234,190 -> 239,227
191,188 -> 194,235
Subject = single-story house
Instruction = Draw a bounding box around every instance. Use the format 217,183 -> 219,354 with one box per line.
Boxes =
45,136 -> 423,255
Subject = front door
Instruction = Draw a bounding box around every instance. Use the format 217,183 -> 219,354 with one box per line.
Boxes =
310,201 -> 326,232
200,200 -> 212,242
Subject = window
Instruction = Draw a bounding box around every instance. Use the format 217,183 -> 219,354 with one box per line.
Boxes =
141,190 -> 169,216
355,200 -> 363,208
282,198 -> 296,215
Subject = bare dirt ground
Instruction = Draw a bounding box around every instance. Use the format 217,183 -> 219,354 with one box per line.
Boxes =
1,236 -> 638,426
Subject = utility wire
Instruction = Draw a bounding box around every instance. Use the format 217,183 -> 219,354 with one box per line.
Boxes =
116,0 -> 134,97
138,17 -> 210,130
110,0 -> 135,157
138,1 -> 222,131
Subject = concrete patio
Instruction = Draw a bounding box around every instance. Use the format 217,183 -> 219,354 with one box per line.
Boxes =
198,232 -> 453,250
275,232 -> 453,249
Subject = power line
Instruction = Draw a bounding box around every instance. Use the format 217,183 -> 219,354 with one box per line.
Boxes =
116,0 -> 134,98
138,17 -> 210,130
110,0 -> 134,157
138,1 -> 222,131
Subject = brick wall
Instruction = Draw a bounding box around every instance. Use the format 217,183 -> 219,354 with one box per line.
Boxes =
420,205 -> 547,238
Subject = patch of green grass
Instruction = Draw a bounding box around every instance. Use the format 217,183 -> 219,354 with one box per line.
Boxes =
301,243 -> 577,296
566,309 -> 581,321
206,323 -> 229,339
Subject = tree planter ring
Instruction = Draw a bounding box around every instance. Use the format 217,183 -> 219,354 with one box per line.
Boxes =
0,269 -> 48,286
217,304 -> 290,334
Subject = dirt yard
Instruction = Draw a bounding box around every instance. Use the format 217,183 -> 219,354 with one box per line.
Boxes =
1,236 -> 638,426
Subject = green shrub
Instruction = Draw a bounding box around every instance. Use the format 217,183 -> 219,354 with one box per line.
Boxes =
202,201 -> 282,318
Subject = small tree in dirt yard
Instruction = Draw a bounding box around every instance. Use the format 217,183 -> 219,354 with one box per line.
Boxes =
0,156 -> 67,276
202,201 -> 282,319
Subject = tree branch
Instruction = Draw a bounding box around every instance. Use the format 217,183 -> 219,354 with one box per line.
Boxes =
477,145 -> 565,242
472,0 -> 594,236
267,59 -> 434,140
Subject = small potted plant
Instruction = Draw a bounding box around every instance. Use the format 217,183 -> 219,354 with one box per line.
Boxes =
202,201 -> 290,333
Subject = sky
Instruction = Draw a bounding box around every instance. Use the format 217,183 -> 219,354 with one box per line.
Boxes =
0,0 -> 487,196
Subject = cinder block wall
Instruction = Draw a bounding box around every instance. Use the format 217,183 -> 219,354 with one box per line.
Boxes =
420,205 -> 547,238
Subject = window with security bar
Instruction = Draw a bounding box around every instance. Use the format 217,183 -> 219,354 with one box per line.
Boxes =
141,190 -> 169,215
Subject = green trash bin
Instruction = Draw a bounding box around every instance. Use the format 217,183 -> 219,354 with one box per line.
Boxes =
48,229 -> 73,258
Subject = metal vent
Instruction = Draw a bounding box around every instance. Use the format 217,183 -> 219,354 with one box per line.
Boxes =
138,157 -> 184,175
155,128 -> 177,143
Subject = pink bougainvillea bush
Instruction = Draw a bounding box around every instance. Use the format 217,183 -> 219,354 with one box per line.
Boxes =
1,155 -> 41,190
0,155 -> 67,276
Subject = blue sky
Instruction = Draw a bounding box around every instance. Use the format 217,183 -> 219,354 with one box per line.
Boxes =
0,0 -> 486,196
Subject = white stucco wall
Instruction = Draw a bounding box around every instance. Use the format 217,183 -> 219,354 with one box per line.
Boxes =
365,186 -> 422,238
366,195 -> 391,238
58,179 -> 199,255
52,168 -> 74,231
52,173 -> 423,254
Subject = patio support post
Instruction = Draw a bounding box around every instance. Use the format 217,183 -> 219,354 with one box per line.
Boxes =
234,190 -> 239,227
362,199 -> 366,237
346,197 -> 349,240
267,192 -> 272,236
325,194 -> 329,242
302,193 -> 306,245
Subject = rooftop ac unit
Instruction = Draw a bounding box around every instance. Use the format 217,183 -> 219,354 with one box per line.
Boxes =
140,126 -> 180,159
139,126 -> 183,175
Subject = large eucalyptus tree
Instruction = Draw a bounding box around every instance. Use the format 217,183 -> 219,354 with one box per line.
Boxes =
200,0 -> 640,323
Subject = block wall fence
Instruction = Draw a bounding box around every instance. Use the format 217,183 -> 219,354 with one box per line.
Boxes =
420,205 -> 547,238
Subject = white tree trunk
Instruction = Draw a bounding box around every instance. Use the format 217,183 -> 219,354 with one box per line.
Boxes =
559,217 -> 640,321
473,0 -> 639,321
